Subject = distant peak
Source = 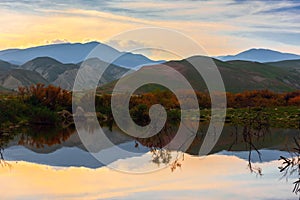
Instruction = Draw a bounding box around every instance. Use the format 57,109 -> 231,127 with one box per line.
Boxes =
22,57 -> 62,66
85,41 -> 100,45
246,48 -> 280,52
217,48 -> 300,63
30,56 -> 60,62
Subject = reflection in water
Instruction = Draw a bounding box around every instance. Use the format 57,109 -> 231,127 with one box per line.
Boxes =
279,137 -> 300,195
229,109 -> 270,173
0,154 -> 296,200
0,122 -> 300,198
18,125 -> 75,148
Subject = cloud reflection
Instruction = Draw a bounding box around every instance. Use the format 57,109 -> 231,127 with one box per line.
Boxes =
0,154 -> 295,199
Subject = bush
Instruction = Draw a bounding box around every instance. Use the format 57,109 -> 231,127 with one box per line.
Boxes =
167,109 -> 180,123
29,107 -> 59,125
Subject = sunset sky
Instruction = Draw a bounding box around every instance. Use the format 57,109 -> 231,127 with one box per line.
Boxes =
0,0 -> 299,56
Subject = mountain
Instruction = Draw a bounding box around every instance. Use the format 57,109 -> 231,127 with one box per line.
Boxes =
1,54 -> 300,92
0,57 -> 131,91
20,57 -> 78,82
0,59 -> 42,90
98,57 -> 300,93
0,42 -> 162,68
0,69 -> 48,90
54,58 -> 130,90
217,48 -> 300,63
0,59 -> 17,72
0,49 -> 19,56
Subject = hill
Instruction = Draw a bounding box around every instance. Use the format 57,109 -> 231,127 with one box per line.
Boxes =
20,57 -> 78,82
1,56 -> 300,93
266,59 -> 300,88
0,57 -> 131,91
98,57 -> 300,93
266,59 -> 300,68
0,59 -> 17,72
0,69 -> 48,90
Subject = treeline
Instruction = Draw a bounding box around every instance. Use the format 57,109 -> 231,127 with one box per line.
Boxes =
1,84 -> 299,130
15,85 -> 300,114
18,84 -> 72,111
17,85 -> 300,111
74,88 -> 300,126
227,90 -> 300,108
0,84 -> 72,129
127,89 -> 300,109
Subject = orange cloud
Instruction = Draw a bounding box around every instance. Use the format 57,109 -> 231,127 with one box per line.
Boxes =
0,7 -> 300,59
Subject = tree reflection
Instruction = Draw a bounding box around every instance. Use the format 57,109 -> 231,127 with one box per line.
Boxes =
0,148 -> 11,168
133,122 -> 185,171
18,125 -> 75,148
151,149 -> 172,166
279,137 -> 300,196
0,132 -> 14,168
229,108 -> 270,175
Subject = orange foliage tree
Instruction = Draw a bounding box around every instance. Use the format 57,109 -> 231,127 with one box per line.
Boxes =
18,84 -> 72,111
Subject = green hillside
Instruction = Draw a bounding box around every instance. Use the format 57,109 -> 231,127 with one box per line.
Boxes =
98,57 -> 300,94
266,59 -> 300,68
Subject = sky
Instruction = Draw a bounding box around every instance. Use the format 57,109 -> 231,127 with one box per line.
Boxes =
0,0 -> 299,58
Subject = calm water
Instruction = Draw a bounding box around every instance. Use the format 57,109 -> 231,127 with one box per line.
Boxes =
0,124 -> 299,199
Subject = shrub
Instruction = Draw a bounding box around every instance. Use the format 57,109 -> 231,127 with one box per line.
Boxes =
29,107 -> 59,125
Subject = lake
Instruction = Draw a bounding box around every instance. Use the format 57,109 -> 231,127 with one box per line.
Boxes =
0,124 -> 299,199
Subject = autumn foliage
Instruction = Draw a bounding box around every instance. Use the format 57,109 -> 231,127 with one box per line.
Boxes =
18,84 -> 300,112
127,89 -> 300,110
226,90 -> 300,108
18,84 -> 72,111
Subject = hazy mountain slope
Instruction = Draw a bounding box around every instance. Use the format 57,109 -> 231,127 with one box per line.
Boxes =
0,42 -> 162,68
0,42 -> 99,65
217,49 -> 300,62
0,49 -> 19,56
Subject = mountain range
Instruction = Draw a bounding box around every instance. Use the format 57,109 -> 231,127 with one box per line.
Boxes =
0,42 -> 162,68
217,48 -> 300,63
0,56 -> 131,90
0,42 -> 299,93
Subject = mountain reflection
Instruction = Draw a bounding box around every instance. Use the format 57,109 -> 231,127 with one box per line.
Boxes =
0,123 -> 299,163
1,122 -> 300,197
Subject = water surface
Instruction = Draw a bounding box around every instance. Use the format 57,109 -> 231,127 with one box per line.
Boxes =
0,125 -> 299,199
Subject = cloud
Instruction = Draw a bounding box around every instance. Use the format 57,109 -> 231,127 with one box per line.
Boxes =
46,39 -> 69,44
0,0 -> 299,56
107,39 -> 148,51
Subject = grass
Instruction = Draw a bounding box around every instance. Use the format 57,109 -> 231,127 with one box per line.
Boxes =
182,106 -> 300,129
